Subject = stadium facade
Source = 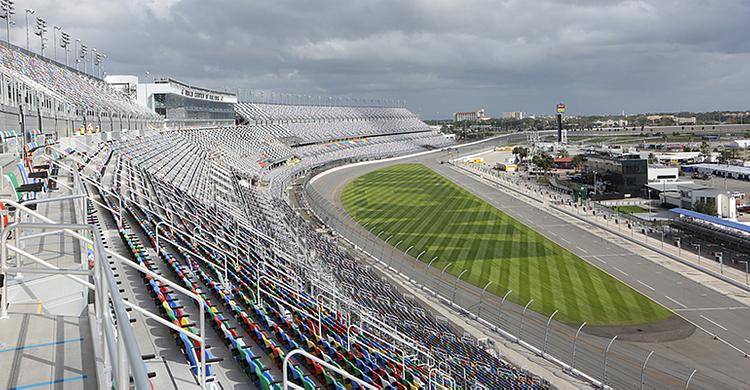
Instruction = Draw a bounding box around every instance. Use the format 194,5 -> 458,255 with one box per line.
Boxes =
0,42 -> 158,142
106,76 -> 238,129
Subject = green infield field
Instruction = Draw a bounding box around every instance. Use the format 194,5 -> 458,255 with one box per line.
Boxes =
341,164 -> 671,326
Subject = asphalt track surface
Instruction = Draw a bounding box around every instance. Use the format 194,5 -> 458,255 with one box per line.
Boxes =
307,137 -> 750,390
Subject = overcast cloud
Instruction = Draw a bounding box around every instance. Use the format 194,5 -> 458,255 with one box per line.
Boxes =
16,0 -> 750,118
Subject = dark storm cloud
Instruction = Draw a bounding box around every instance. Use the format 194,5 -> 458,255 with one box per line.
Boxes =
17,0 -> 750,118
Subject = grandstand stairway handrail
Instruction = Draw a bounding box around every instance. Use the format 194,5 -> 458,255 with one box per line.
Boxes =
0,198 -> 151,389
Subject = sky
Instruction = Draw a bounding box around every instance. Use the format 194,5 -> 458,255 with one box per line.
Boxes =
14,0 -> 750,119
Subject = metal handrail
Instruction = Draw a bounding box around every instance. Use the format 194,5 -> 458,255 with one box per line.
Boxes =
0,211 -> 150,389
0,195 -> 209,388
283,349 -> 378,390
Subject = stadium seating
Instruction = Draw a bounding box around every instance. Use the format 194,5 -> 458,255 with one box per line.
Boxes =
59,100 -> 553,389
234,103 -> 433,144
0,44 -> 156,120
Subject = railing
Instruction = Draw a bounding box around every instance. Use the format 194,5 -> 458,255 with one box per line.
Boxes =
282,349 -> 379,390
1,148 -> 217,388
0,196 -> 151,389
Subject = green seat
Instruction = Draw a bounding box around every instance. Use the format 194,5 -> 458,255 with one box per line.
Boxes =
4,173 -> 23,202
303,376 -> 318,390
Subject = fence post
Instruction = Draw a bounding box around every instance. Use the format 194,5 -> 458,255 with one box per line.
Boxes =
438,263 -> 452,296
542,309 -> 559,356
424,257 -> 437,289
640,350 -> 654,390
571,322 -> 586,371
477,281 -> 493,318
452,269 -> 468,305
602,335 -> 618,385
498,289 -> 512,325
684,369 -> 697,390
518,299 -> 534,341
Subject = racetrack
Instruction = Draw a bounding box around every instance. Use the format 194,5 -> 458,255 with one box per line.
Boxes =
342,163 -> 671,326
305,135 -> 750,389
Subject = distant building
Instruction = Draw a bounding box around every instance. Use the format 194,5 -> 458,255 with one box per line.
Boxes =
553,156 -> 574,169
502,111 -> 525,120
682,163 -> 750,181
583,155 -> 648,196
453,109 -> 489,122
594,119 -> 628,127
135,78 -> 238,129
648,165 -> 679,182
676,117 -> 697,125
639,151 -> 707,165
645,115 -> 696,125
659,183 -> 737,219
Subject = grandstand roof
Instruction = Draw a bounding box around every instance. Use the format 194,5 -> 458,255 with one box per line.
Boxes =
669,207 -> 750,234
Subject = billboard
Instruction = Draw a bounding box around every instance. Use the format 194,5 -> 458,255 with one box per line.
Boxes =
556,103 -> 566,114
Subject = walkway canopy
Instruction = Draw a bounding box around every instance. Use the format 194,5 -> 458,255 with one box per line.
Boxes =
669,208 -> 750,235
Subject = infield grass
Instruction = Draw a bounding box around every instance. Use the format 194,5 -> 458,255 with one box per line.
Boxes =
342,164 -> 672,326
612,205 -> 650,214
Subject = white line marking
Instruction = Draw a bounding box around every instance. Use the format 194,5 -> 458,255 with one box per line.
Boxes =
575,246 -> 588,254
592,256 -> 607,264
664,295 -> 687,309
612,267 -> 629,276
548,231 -> 558,237
637,280 -> 655,291
560,237 -> 571,244
674,306 -> 749,312
745,339 -> 750,345
700,315 -> 728,331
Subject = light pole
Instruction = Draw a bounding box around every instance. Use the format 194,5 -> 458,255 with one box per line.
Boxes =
80,43 -> 88,73
0,0 -> 14,47
91,47 -> 97,75
740,261 -> 749,285
74,38 -> 80,70
24,7 -> 33,50
592,170 -> 598,199
34,16 -> 46,55
95,52 -> 105,78
60,31 -> 70,66
52,25 -> 60,60
692,243 -> 701,265
718,252 -> 723,274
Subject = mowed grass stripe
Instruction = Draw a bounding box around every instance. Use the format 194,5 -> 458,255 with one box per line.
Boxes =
341,164 -> 672,326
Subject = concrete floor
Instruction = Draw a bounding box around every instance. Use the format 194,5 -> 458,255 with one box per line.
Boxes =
0,168 -> 95,390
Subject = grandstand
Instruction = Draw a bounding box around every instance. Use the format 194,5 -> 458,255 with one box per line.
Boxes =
235,103 -> 432,145
0,29 -> 557,389
0,35 -> 549,389
0,42 -> 158,137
